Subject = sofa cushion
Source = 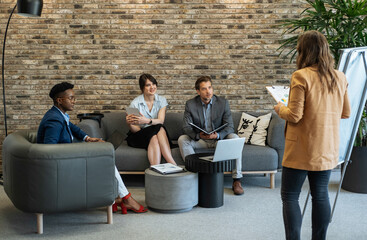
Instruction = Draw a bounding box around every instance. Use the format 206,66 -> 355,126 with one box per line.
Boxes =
115,143 -> 151,171
101,112 -> 129,139
164,112 -> 184,140
241,144 -> 278,171
107,130 -> 124,149
237,112 -> 272,146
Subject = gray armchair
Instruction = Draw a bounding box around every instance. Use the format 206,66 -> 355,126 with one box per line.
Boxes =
2,130 -> 117,234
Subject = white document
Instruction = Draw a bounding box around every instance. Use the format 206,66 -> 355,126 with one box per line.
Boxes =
150,163 -> 184,175
266,86 -> 289,106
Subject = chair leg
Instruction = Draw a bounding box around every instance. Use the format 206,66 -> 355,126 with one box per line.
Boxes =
107,205 -> 113,224
36,213 -> 43,234
270,173 -> 275,189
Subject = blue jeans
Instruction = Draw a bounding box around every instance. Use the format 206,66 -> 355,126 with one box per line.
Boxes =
281,167 -> 331,240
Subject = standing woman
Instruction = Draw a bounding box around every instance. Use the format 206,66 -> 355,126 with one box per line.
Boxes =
126,74 -> 177,166
274,31 -> 351,240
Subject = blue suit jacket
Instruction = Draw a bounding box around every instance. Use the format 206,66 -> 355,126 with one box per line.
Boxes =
182,95 -> 235,140
37,106 -> 87,144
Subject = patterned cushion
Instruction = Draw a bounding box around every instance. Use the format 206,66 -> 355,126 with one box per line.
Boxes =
237,112 -> 272,146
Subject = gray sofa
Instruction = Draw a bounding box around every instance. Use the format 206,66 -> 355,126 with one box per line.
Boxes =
78,111 -> 285,188
2,130 -> 117,234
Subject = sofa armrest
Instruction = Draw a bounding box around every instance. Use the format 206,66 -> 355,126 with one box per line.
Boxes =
267,111 -> 285,169
3,131 -> 117,213
77,119 -> 106,140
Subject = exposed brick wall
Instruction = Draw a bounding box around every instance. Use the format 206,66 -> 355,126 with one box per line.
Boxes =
0,0 -> 304,172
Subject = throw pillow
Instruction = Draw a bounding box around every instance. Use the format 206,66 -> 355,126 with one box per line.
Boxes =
237,112 -> 272,146
107,130 -> 124,149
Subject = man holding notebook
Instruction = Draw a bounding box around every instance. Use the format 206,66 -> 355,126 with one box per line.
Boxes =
178,76 -> 244,195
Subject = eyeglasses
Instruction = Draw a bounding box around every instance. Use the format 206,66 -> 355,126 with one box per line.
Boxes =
59,96 -> 76,101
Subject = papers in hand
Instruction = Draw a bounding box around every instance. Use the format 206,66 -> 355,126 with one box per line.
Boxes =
150,163 -> 184,175
189,122 -> 228,135
266,86 -> 289,106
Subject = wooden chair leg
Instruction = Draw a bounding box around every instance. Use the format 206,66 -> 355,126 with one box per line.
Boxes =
35,206 -> 113,234
107,205 -> 113,224
36,213 -> 43,234
270,173 -> 275,189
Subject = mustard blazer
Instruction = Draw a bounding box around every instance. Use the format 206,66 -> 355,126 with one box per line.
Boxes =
279,66 -> 351,171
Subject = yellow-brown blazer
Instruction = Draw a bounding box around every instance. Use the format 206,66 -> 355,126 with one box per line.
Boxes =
279,66 -> 351,171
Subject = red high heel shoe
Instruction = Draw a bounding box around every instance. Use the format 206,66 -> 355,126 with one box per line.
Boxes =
121,193 -> 148,214
112,202 -> 119,213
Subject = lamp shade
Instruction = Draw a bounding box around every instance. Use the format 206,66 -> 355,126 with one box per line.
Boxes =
17,0 -> 43,17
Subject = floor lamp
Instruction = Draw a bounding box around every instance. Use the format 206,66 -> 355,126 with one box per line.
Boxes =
1,0 -> 43,137
0,0 -> 43,185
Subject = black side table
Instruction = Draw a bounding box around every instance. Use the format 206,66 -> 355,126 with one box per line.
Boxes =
185,153 -> 234,208
77,113 -> 104,128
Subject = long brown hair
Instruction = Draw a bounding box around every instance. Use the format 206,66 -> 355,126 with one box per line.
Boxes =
296,30 -> 337,93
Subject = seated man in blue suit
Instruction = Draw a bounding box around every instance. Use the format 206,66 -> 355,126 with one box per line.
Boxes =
37,82 -> 148,214
37,82 -> 101,144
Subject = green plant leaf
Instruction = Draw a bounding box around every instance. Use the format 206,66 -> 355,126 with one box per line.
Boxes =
278,0 -> 367,64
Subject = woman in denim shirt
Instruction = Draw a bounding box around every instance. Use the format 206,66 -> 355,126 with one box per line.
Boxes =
126,74 -> 177,166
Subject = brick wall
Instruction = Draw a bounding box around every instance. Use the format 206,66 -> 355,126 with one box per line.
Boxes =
0,0 -> 303,172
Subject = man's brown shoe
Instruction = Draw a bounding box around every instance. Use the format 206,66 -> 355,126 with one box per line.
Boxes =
232,180 -> 244,195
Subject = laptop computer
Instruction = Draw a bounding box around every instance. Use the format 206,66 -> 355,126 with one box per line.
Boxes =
199,137 -> 246,162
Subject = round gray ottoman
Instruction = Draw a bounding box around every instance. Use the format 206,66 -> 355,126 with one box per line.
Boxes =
145,168 -> 198,213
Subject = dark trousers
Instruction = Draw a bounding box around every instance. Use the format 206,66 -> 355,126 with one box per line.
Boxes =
281,167 -> 331,240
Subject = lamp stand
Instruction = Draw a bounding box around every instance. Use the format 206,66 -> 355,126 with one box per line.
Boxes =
1,4 -> 17,137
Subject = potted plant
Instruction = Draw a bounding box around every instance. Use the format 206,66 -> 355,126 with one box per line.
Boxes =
354,107 -> 367,147
278,0 -> 367,63
342,106 -> 367,193
278,0 -> 367,193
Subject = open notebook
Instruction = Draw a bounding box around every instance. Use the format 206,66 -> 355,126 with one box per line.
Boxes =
189,122 -> 228,135
150,163 -> 185,175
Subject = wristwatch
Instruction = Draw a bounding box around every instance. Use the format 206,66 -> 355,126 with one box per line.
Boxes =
149,119 -> 153,125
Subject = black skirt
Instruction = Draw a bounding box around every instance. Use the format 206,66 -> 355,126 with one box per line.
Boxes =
126,124 -> 175,150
